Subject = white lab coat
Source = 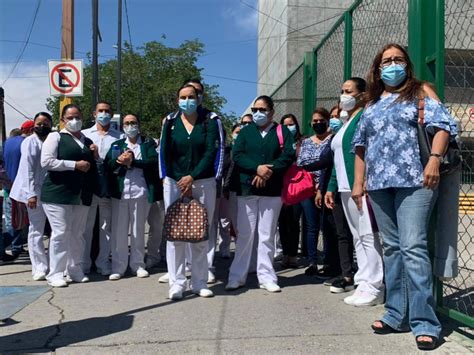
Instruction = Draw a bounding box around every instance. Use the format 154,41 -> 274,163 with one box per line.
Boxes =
10,133 -> 49,276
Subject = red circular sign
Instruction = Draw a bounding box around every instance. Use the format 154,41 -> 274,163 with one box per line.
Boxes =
50,63 -> 80,94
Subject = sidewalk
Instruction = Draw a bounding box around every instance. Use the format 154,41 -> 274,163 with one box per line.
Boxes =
0,253 -> 471,354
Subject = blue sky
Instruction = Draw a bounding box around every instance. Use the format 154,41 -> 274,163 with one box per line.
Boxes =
0,0 -> 260,131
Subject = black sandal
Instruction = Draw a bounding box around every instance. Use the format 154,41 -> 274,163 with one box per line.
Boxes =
371,320 -> 407,335
416,335 -> 437,351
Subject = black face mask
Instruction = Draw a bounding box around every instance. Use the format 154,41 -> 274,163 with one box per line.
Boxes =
34,126 -> 51,137
312,121 -> 328,135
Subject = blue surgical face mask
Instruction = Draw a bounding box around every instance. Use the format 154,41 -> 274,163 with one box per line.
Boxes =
287,124 -> 297,137
124,124 -> 139,138
96,112 -> 111,126
329,118 -> 343,133
252,111 -> 268,127
179,99 -> 198,115
381,63 -> 407,87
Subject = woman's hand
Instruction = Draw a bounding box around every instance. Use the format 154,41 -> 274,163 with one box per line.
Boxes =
117,151 -> 133,167
352,183 -> 364,210
423,156 -> 441,189
177,175 -> 194,194
324,191 -> 335,209
257,164 -> 273,180
315,190 -> 323,208
75,160 -> 91,172
251,175 -> 266,189
27,196 -> 37,209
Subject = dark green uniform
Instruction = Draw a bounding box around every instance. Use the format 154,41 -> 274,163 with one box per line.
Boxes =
105,136 -> 161,203
41,133 -> 97,206
160,112 -> 219,180
232,123 -> 295,196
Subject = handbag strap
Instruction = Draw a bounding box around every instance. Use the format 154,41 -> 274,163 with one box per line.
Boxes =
418,96 -> 425,125
276,124 -> 284,150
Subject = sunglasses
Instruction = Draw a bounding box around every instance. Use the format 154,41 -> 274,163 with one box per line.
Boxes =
123,122 -> 138,127
250,107 -> 268,114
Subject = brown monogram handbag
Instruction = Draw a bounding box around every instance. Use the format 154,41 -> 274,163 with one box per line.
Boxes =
163,197 -> 209,242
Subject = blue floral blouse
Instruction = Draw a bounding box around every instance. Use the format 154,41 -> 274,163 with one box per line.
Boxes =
297,136 -> 332,186
352,93 -> 457,191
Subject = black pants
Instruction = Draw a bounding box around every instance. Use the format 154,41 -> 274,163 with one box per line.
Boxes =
332,192 -> 355,278
278,203 -> 302,257
321,205 -> 341,274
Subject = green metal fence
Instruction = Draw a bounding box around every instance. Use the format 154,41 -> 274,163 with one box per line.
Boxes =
270,0 -> 473,328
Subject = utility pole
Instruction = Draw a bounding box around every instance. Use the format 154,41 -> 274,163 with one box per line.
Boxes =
92,0 -> 99,109
60,0 -> 74,126
0,87 -> 6,146
116,0 -> 122,118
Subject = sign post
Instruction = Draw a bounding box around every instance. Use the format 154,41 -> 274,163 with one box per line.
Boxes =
59,0 -> 74,127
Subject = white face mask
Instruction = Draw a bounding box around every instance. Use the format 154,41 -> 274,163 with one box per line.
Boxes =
340,94 -> 357,111
65,118 -> 82,133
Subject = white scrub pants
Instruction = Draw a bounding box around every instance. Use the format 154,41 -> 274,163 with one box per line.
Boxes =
43,203 -> 89,282
229,195 -> 282,285
340,191 -> 384,296
147,200 -> 165,261
111,196 -> 151,275
26,201 -> 48,275
164,177 -> 216,293
82,195 -> 112,272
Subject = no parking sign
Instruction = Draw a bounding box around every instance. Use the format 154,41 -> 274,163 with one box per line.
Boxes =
48,60 -> 83,97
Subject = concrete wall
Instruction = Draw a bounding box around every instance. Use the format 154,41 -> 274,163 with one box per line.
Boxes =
257,0 -> 352,95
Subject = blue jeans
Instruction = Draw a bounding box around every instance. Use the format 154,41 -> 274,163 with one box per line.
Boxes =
300,197 -> 321,265
3,189 -> 24,255
368,187 -> 441,338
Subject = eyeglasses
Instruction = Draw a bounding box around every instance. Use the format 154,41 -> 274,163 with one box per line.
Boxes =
380,56 -> 407,68
250,107 -> 268,114
123,122 -> 138,127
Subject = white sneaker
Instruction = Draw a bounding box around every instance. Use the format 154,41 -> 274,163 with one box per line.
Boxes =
354,291 -> 384,307
109,273 -> 122,281
48,279 -> 68,288
135,267 -> 149,278
168,289 -> 183,301
344,289 -> 362,305
207,270 -> 216,284
33,271 -> 46,281
259,282 -> 281,293
66,275 -> 90,283
158,273 -> 169,283
193,288 -> 214,298
225,280 -> 244,291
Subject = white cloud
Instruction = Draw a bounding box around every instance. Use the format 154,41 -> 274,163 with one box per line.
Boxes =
222,0 -> 258,36
0,62 -> 51,133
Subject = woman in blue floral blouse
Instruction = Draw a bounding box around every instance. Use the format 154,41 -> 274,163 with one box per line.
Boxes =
352,43 -> 457,350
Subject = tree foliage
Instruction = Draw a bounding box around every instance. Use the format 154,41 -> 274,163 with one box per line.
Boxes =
47,39 -> 235,138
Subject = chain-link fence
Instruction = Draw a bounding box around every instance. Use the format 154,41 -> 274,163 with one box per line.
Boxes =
441,0 -> 474,322
351,1 -> 408,77
266,0 -> 473,328
314,20 -> 345,111
271,63 -> 304,126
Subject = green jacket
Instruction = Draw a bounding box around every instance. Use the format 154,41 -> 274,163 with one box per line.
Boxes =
105,136 -> 161,203
232,123 -> 295,196
327,110 -> 363,193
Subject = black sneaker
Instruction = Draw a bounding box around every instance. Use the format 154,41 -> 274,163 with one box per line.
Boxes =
324,275 -> 342,286
304,264 -> 319,276
330,278 -> 355,293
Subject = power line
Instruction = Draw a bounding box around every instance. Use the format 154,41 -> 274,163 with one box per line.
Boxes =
1,0 -> 42,86
124,0 -> 133,50
202,74 -> 278,86
6,94 -> 32,117
4,99 -> 30,119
